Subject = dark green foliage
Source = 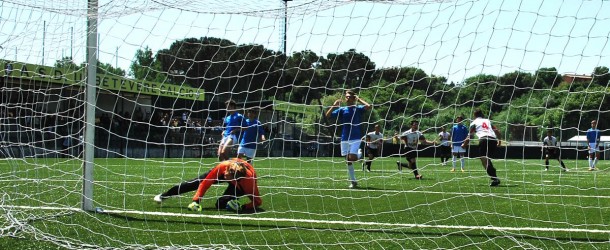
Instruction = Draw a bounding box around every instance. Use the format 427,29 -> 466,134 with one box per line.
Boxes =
127,37 -> 608,139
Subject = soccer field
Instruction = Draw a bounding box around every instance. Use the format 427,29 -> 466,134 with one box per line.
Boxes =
0,157 -> 609,249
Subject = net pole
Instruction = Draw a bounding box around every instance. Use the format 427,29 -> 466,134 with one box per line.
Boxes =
82,0 -> 98,212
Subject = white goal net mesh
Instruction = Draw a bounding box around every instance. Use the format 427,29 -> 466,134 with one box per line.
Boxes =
1,0 -> 609,249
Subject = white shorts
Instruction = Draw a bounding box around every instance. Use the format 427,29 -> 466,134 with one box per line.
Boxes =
237,146 -> 256,159
589,143 -> 600,154
340,140 -> 361,156
452,145 -> 466,153
220,134 -> 238,147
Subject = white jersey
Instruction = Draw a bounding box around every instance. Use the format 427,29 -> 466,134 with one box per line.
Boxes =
543,136 -> 558,148
400,129 -> 423,149
438,131 -> 450,146
470,117 -> 496,139
366,131 -> 384,149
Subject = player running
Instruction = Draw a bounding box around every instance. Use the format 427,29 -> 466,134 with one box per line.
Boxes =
363,124 -> 384,172
542,129 -> 568,172
218,100 -> 245,161
396,120 -> 435,179
462,109 -> 501,186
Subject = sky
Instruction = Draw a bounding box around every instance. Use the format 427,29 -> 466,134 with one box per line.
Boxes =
1,0 -> 609,84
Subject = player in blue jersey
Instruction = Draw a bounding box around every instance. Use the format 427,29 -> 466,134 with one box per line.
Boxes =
586,120 -> 601,171
450,116 -> 469,172
325,89 -> 371,189
237,108 -> 267,163
218,100 -> 245,161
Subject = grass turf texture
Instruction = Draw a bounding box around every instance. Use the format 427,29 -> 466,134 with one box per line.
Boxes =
0,157 -> 608,249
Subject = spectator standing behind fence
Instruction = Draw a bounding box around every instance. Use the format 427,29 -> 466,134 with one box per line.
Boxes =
325,89 -> 371,189
218,100 -> 244,161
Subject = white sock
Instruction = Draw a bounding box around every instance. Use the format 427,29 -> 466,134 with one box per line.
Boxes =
589,158 -> 593,168
461,158 -> 465,169
452,156 -> 457,169
593,158 -> 598,168
347,164 -> 356,182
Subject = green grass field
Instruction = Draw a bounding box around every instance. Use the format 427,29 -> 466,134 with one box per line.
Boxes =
0,157 -> 609,249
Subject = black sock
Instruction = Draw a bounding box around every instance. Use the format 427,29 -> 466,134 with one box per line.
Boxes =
411,163 -> 419,176
545,160 -> 549,169
560,160 -> 566,169
162,178 -> 201,197
486,160 -> 497,178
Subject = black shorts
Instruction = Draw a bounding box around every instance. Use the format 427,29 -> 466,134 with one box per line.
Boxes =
439,145 -> 451,156
365,146 -> 379,157
403,147 -> 417,161
478,137 -> 498,158
545,148 -> 559,158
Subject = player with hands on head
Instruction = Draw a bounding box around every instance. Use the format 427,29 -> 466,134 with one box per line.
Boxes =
325,89 -> 371,189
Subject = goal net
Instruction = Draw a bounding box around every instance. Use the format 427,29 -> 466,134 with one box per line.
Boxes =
1,0 -> 609,248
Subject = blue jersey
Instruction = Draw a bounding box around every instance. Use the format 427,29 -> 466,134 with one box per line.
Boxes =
241,118 -> 265,149
330,105 -> 366,141
586,128 -> 601,144
223,112 -> 244,137
451,123 -> 469,147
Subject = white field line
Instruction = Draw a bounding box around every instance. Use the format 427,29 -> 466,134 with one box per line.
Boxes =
1,204 -> 610,235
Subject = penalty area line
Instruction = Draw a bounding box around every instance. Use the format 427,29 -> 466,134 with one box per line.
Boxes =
3,205 -> 608,235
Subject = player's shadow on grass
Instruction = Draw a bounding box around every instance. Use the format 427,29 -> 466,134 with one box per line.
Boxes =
100,212 -> 606,243
150,205 -> 265,214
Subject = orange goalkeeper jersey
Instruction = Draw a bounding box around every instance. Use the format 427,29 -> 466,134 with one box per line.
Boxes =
192,158 -> 261,209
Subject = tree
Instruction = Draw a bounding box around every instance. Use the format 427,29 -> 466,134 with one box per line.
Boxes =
54,57 -> 79,70
130,47 -> 162,81
592,66 -> 610,86
283,50 -> 324,103
156,37 -> 236,90
97,61 -> 125,76
318,49 -> 376,90
534,67 -> 562,88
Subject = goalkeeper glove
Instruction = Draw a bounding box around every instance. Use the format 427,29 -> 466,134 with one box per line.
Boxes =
187,201 -> 203,212
226,200 -> 241,212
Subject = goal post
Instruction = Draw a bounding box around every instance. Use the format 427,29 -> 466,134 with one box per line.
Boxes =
81,0 -> 98,212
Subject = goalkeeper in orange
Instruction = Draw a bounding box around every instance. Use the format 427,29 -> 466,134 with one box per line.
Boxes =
154,158 -> 262,212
